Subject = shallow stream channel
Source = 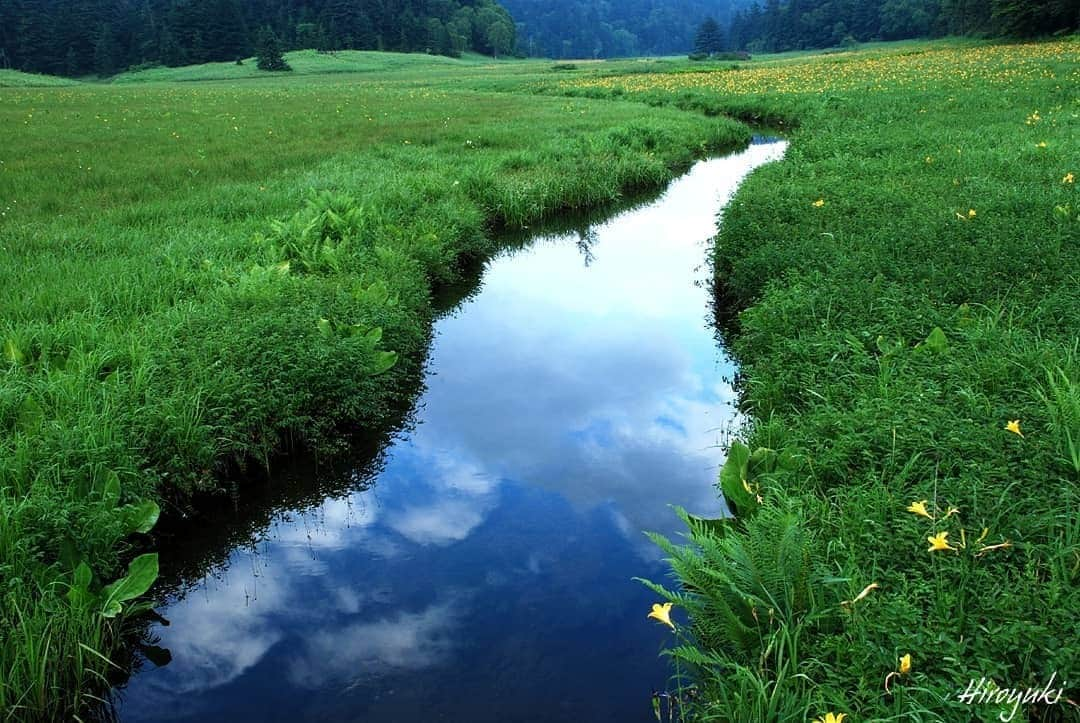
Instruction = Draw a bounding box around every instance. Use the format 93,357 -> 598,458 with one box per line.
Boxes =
114,139 -> 787,722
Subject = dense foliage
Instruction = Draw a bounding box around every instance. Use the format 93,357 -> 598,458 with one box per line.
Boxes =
729,0 -> 1080,52
547,38 -> 1080,720
502,0 -> 752,58
0,0 -> 516,76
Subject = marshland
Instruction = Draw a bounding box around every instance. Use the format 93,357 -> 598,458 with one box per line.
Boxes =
1,3 -> 1078,720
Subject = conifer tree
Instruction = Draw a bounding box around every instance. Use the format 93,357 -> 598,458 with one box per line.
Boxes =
255,26 -> 290,70
693,17 -> 724,56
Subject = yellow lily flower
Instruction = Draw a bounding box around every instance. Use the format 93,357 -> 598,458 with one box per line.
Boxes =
1064,173 -> 1075,184
1005,420 -> 1023,437
906,500 -> 933,519
647,602 -> 675,630
968,209 -> 977,218
899,653 -> 912,675
812,714 -> 846,723
927,531 -> 956,552
813,199 -> 826,207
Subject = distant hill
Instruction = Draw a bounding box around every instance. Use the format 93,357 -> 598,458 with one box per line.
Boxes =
501,0 -> 754,58
0,0 -> 516,78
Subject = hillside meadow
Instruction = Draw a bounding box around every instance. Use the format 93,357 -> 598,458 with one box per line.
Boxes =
1,38 -> 1077,720
541,37 -> 1080,720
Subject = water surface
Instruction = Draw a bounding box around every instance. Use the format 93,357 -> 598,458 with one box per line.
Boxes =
116,140 -> 786,722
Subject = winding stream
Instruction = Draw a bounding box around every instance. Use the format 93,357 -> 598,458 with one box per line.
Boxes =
115,140 -> 786,722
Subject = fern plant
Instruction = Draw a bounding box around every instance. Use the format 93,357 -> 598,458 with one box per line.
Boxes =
261,189 -> 370,274
643,504 -> 826,665
1036,362 -> 1080,477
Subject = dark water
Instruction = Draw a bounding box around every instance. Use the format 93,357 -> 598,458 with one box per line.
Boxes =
115,141 -> 786,723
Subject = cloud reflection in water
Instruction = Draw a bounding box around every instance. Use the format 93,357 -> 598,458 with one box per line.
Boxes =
117,142 -> 787,723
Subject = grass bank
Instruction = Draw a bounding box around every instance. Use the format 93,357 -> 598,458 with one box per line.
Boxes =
549,38 -> 1080,720
0,60 -> 749,718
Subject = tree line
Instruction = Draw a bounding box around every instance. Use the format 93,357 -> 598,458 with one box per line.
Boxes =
727,0 -> 1079,53
0,0 -> 516,76
501,0 -> 753,59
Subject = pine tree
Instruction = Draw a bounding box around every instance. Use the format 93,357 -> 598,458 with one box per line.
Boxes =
255,26 -> 290,70
692,17 -> 724,57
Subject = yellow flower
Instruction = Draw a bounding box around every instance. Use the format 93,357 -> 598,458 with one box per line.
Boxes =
1005,420 -> 1023,437
927,531 -> 956,552
647,602 -> 675,630
906,500 -> 933,519
899,653 -> 912,675
1036,141 -> 1047,148
813,199 -> 826,207
968,209 -> 977,218
812,714 -> 847,723
841,582 -> 880,607
1064,173 -> 1075,184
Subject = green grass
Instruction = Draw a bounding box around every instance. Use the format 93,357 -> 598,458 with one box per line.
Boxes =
0,58 -> 749,719
107,48 -> 515,84
0,69 -> 81,87
549,36 -> 1080,721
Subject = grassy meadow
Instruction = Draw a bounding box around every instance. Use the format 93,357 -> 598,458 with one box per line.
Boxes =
0,51 -> 749,718
1,38 -> 1077,720
543,38 -> 1080,720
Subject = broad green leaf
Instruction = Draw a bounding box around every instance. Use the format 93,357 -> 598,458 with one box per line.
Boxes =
101,553 -> 159,617
922,326 -> 948,354
3,337 -> 24,365
73,562 -> 93,591
371,350 -> 397,375
719,441 -> 753,516
59,535 -> 83,571
122,500 -> 160,534
102,471 -> 121,509
67,585 -> 95,608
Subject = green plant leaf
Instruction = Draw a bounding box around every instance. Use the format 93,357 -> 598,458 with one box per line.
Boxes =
719,441 -> 753,516
102,471 -> 121,508
3,337 -> 24,365
73,562 -> 93,591
371,350 -> 397,375
921,326 -> 948,354
122,500 -> 161,534
101,553 -> 159,618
